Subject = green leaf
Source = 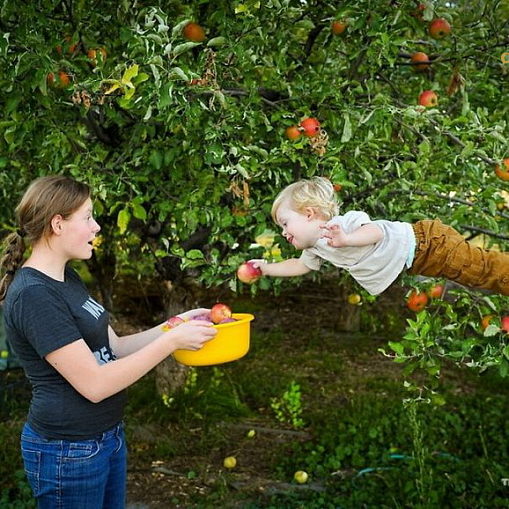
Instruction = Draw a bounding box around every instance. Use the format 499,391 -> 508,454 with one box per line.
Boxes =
117,208 -> 131,234
341,114 -> 352,143
207,37 -> 226,47
132,203 -> 147,221
170,67 -> 189,81
172,42 -> 200,56
123,64 -> 139,84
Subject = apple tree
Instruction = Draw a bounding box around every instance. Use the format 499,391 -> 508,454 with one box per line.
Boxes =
1,0 -> 509,395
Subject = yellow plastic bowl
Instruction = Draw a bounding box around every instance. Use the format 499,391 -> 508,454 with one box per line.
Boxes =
173,313 -> 255,366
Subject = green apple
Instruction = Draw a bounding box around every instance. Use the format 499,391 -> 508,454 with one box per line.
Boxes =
223,456 -> 237,469
294,470 -> 308,484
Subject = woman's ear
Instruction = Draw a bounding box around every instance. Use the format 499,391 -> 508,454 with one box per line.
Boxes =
50,214 -> 64,235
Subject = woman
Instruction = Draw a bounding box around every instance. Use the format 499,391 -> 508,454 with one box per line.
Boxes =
0,175 -> 217,508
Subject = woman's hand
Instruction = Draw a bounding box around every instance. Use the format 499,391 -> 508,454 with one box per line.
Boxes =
166,320 -> 217,351
178,308 -> 211,321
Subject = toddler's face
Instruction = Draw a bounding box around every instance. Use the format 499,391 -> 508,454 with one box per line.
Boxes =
276,200 -> 322,250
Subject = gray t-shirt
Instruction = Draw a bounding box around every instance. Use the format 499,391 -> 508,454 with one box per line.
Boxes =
300,211 -> 415,295
3,266 -> 126,440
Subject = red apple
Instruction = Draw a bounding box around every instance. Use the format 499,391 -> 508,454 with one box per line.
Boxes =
418,90 -> 438,107
219,317 -> 237,324
285,125 -> 301,140
183,22 -> 206,42
410,52 -> 430,72
210,303 -> 232,324
501,316 -> 509,334
331,20 -> 347,36
163,315 -> 185,331
237,261 -> 262,284
495,159 -> 509,182
407,290 -> 428,312
300,117 -> 321,137
481,314 -> 493,331
429,18 -> 451,39
427,284 -> 444,299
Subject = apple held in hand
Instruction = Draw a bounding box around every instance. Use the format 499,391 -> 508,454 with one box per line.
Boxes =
237,261 -> 262,284
210,303 -> 232,324
162,316 -> 185,331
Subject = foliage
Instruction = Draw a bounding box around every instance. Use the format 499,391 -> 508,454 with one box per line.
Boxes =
2,1 -> 509,384
270,380 -> 305,429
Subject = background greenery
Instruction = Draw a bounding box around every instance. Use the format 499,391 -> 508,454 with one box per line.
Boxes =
1,0 -> 509,506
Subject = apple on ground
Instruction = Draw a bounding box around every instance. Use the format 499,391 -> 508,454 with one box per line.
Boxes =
0,350 -> 8,359
495,159 -> 509,181
418,90 -> 438,107
294,470 -> 309,484
347,293 -> 361,305
223,456 -> 236,469
300,117 -> 321,137
183,22 -> 206,42
429,18 -> 451,39
210,303 -> 232,324
407,290 -> 428,312
237,261 -> 262,284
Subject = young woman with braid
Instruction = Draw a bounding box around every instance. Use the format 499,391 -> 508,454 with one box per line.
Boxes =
0,175 -> 217,508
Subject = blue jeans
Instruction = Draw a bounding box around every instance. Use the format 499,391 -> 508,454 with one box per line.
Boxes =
21,421 -> 127,509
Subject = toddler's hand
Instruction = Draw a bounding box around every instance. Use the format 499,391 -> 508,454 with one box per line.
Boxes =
247,259 -> 267,274
320,223 -> 348,248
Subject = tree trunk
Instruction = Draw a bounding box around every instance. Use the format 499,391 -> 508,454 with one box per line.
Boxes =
334,284 -> 361,332
154,278 -> 203,397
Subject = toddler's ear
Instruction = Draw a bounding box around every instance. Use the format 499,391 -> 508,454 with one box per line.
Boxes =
305,207 -> 318,219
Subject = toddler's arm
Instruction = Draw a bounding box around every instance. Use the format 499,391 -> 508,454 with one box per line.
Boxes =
248,258 -> 311,277
321,223 -> 383,248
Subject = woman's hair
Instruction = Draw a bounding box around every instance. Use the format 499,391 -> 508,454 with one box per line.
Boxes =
271,176 -> 339,224
0,175 -> 91,301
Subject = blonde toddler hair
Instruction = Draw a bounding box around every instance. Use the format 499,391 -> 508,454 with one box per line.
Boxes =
271,176 -> 339,224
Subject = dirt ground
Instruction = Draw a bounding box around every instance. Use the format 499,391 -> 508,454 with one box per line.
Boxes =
120,278 -> 443,508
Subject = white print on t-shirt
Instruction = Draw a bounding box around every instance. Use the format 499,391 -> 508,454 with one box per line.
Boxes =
94,346 -> 116,365
82,297 -> 105,320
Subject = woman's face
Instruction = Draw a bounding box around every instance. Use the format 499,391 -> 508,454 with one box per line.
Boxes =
58,198 -> 101,260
